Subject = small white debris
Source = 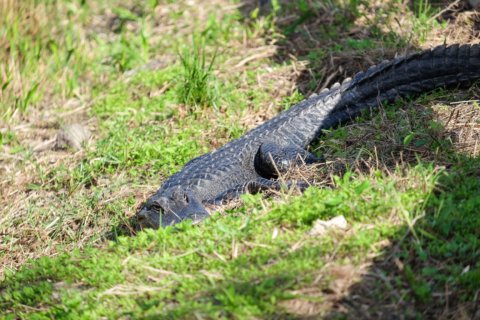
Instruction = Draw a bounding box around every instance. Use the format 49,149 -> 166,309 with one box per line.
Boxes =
309,215 -> 348,236
272,227 -> 279,240
55,123 -> 91,150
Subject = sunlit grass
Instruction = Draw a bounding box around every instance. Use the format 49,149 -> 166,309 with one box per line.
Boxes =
177,38 -> 218,109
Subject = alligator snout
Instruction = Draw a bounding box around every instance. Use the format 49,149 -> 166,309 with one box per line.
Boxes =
137,189 -> 210,228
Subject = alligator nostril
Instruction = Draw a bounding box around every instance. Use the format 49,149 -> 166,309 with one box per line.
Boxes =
137,211 -> 149,225
137,217 -> 145,226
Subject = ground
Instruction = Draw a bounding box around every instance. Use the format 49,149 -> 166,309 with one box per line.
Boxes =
1,0 -> 480,318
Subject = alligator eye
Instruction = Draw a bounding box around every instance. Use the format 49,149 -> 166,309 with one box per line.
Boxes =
184,194 -> 189,203
151,201 -> 163,211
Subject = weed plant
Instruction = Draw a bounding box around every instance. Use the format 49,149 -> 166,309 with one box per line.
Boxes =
177,38 -> 218,109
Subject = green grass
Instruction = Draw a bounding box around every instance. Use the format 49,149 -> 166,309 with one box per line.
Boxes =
178,38 -> 218,109
2,0 -> 479,318
412,0 -> 444,43
0,0 -> 87,119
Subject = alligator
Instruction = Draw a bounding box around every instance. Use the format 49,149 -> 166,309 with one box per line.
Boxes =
137,44 -> 480,229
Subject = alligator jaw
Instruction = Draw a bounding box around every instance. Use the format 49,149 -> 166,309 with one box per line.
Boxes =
137,190 -> 210,229
137,207 -> 161,229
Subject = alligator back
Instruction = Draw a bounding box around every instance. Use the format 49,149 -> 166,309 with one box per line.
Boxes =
140,44 -> 480,228
217,45 -> 480,154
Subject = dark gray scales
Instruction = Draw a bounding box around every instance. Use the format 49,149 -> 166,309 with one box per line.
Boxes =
137,44 -> 480,229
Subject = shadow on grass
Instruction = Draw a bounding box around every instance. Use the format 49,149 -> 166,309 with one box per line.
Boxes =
319,156 -> 480,319
323,164 -> 480,319
238,0 -> 418,94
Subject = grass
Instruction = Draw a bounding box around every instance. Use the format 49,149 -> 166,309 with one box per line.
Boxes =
178,38 -> 218,109
0,167 -> 437,318
1,0 -> 480,318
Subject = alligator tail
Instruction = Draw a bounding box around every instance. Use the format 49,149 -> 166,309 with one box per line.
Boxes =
323,44 -> 480,127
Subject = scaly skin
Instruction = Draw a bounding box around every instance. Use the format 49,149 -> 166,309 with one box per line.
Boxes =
137,44 -> 480,228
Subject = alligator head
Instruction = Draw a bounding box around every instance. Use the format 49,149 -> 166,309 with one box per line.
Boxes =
137,187 -> 209,228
